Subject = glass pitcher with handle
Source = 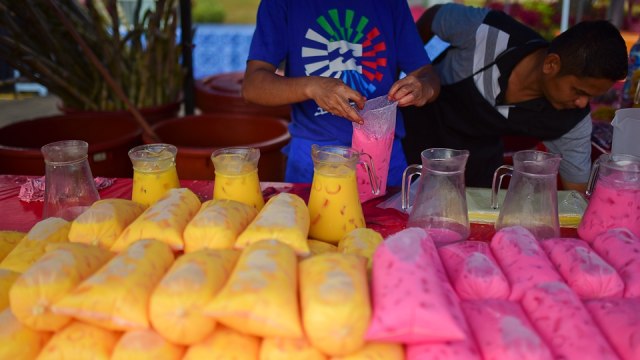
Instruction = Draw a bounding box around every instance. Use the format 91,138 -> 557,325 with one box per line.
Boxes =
128,143 -> 180,207
578,153 -> 640,242
402,148 -> 470,246
307,144 -> 379,244
211,146 -> 265,211
491,150 -> 562,240
42,140 -> 100,221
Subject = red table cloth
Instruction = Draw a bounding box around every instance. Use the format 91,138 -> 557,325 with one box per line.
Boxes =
0,175 -> 577,240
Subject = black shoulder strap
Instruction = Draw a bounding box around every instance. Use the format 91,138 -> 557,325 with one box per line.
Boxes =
471,38 -> 547,77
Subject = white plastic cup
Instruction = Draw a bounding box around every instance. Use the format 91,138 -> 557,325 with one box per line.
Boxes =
612,108 -> 640,157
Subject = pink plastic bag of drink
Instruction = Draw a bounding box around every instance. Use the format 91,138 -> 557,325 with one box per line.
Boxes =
366,227 -> 467,343
490,226 -> 564,301
438,241 -> 510,300
462,299 -> 553,360
521,282 -> 619,360
352,96 -> 397,202
406,319 -> 481,360
591,228 -> 640,298
585,298 -> 640,360
540,237 -> 624,299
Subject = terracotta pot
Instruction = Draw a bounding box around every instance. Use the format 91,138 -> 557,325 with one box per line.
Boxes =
195,72 -> 291,120
59,99 -> 182,126
0,113 -> 142,177
143,114 -> 291,182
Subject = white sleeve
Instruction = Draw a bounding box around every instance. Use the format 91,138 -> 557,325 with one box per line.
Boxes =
543,115 -> 592,184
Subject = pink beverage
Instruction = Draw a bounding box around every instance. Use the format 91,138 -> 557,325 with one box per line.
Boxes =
578,174 -> 640,243
408,217 -> 469,247
426,228 -> 465,247
353,128 -> 394,202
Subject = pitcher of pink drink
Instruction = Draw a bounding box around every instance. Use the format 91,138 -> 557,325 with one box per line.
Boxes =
578,153 -> 640,242
492,150 -> 562,240
402,148 -> 470,246
352,95 -> 397,202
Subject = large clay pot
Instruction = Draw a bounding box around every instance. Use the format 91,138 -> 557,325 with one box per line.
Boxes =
0,113 -> 142,177
59,99 -> 182,126
195,72 -> 291,119
143,114 -> 290,182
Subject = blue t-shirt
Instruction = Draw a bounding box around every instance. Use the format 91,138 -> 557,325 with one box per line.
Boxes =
248,0 -> 430,144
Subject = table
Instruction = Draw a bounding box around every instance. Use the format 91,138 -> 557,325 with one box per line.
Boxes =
0,175 -> 577,240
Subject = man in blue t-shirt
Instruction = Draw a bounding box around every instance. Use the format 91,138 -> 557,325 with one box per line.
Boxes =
242,0 -> 440,185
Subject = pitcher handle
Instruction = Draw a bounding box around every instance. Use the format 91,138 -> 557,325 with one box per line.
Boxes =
359,152 -> 380,195
491,165 -> 513,209
401,164 -> 422,211
585,157 -> 602,197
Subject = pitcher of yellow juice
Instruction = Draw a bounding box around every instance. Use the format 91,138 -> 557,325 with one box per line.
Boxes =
211,147 -> 265,211
307,144 -> 379,243
128,143 -> 180,207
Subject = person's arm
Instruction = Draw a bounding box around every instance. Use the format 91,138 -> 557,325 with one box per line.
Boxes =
388,64 -> 440,107
543,116 -> 593,193
415,5 -> 442,44
242,60 -> 366,124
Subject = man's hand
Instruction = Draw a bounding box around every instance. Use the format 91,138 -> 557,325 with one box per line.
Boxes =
243,60 -> 367,124
306,76 -> 366,124
388,64 -> 440,107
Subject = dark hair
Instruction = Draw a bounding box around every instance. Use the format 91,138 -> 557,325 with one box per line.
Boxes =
548,20 -> 627,81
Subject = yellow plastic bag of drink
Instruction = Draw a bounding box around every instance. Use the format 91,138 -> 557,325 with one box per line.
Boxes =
308,239 -> 338,256
149,248 -> 240,345
338,228 -> 383,270
0,269 -> 19,310
183,199 -> 258,252
111,330 -> 185,360
183,325 -> 260,360
0,231 -> 25,261
112,188 -> 201,252
204,239 -> 303,338
299,253 -> 371,356
235,193 -> 310,255
0,217 -> 70,273
52,239 -> 174,331
9,242 -> 113,331
331,342 -> 405,359
37,321 -> 120,360
69,198 -> 146,249
0,309 -> 51,360
260,337 -> 328,360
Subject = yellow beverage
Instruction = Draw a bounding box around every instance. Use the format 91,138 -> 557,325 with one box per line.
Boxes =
129,144 -> 180,207
307,164 -> 365,243
132,166 -> 180,207
213,170 -> 264,211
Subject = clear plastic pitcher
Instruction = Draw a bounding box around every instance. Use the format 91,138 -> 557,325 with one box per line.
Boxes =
211,146 -> 264,211
307,144 -> 379,243
352,95 -> 397,202
402,148 -> 470,246
42,140 -> 100,220
128,143 -> 180,207
491,150 -> 562,240
578,153 -> 640,241
611,108 -> 640,157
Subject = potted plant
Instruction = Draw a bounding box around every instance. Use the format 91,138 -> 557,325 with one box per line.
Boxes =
0,0 -> 183,115
0,0 -> 184,177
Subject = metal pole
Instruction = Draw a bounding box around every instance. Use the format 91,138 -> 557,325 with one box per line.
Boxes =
561,0 -> 570,32
180,0 -> 195,115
